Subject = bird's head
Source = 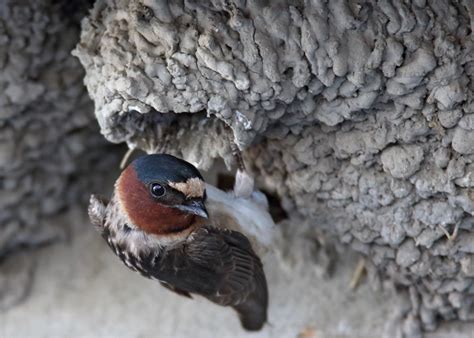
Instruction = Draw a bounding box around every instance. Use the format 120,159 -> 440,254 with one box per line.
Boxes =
115,154 -> 208,236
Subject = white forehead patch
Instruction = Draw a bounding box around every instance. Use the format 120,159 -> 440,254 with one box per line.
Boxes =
169,177 -> 205,198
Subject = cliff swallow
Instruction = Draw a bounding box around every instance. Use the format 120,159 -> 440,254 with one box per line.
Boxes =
88,154 -> 268,331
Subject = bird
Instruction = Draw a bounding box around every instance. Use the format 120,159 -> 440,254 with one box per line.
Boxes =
88,153 -> 269,331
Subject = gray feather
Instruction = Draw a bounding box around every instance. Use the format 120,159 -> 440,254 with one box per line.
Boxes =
88,194 -> 109,229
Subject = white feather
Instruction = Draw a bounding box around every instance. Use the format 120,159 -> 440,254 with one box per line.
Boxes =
205,173 -> 276,255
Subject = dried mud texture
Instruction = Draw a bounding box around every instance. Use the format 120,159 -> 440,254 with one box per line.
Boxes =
0,0 -> 119,307
74,0 -> 474,333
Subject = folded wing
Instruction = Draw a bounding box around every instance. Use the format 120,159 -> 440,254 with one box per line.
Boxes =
151,226 -> 268,331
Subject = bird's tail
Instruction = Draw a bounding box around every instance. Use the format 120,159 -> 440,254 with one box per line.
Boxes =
234,298 -> 267,331
233,268 -> 268,331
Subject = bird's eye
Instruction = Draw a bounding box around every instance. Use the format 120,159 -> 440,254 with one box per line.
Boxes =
150,183 -> 165,197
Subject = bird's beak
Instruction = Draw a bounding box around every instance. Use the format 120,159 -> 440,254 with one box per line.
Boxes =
175,200 -> 209,219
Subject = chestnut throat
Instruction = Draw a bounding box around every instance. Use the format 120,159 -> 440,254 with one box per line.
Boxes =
117,166 -> 196,235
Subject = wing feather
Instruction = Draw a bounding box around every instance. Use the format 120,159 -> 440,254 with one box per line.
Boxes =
149,226 -> 267,309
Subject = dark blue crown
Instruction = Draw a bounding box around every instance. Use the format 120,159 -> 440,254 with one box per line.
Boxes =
133,154 -> 203,184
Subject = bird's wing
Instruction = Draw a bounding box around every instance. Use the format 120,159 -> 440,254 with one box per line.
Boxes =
152,226 -> 267,307
159,282 -> 192,298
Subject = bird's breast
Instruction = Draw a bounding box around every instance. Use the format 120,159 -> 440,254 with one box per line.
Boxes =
103,230 -> 160,279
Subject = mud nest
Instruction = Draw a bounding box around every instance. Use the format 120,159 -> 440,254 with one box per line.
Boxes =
74,0 -> 473,332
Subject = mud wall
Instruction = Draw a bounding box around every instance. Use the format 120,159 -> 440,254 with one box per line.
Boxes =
0,0 -> 119,308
